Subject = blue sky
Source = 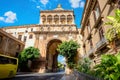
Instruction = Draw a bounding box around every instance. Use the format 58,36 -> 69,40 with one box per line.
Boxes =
58,55 -> 65,64
0,0 -> 85,28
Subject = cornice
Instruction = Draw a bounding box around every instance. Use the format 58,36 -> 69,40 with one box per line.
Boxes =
33,31 -> 79,34
40,10 -> 73,13
0,29 -> 24,45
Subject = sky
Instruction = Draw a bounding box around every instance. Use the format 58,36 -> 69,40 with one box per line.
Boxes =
58,55 -> 65,64
0,0 -> 85,28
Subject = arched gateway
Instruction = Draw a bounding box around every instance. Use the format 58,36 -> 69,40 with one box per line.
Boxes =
32,4 -> 80,73
46,39 -> 62,72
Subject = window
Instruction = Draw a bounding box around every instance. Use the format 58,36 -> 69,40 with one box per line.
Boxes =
60,15 -> 65,24
31,28 -> 33,32
87,21 -> 91,33
41,15 -> 46,24
93,3 -> 100,21
29,34 -> 33,39
89,39 -> 93,49
24,36 -> 27,42
47,15 -> 52,24
54,15 -> 59,24
18,35 -> 22,40
0,56 -> 17,65
118,0 -> 120,9
16,44 -> 21,50
0,35 -> 2,44
99,27 -> 104,40
108,0 -> 118,4
25,30 -> 28,33
67,15 -> 72,24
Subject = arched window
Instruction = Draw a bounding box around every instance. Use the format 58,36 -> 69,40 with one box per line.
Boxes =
18,35 -> 22,40
60,15 -> 65,24
31,28 -> 33,32
47,15 -> 52,24
67,15 -> 72,24
29,34 -> 33,39
54,15 -> 59,24
41,15 -> 46,24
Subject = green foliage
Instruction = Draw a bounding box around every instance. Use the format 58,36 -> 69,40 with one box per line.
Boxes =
57,40 -> 79,68
20,46 -> 40,61
58,62 -> 64,69
18,47 -> 40,71
94,52 -> 120,80
105,9 -> 120,42
76,58 -> 92,74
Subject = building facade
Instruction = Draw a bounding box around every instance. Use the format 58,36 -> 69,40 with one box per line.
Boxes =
2,5 -> 82,73
0,29 -> 24,57
80,0 -> 120,67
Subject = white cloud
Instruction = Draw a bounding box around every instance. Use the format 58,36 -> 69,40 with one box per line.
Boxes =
0,17 -> 4,21
69,0 -> 80,8
80,1 -> 85,8
69,0 -> 85,8
36,6 -> 40,9
40,0 -> 49,5
0,11 -> 17,23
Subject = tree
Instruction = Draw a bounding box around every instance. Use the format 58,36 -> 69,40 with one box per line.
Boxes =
18,46 -> 40,71
94,52 -> 120,80
57,40 -> 79,69
105,9 -> 120,52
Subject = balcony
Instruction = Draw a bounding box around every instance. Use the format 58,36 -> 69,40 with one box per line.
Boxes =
95,38 -> 107,51
87,47 -> 94,57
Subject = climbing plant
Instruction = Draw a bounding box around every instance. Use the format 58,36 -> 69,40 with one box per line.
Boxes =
105,9 -> 120,52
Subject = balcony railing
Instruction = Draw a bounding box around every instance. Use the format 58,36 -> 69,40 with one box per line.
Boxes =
96,38 -> 107,50
87,47 -> 94,56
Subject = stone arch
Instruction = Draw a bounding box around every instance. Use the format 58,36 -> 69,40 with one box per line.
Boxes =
41,15 -> 46,24
47,15 -> 52,24
60,15 -> 66,24
54,15 -> 59,24
46,39 -> 62,72
67,15 -> 72,24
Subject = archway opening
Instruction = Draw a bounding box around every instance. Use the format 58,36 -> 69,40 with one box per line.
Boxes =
57,55 -> 65,72
46,39 -> 62,72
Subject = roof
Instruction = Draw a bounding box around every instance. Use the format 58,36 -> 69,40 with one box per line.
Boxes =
54,4 -> 64,10
40,4 -> 73,12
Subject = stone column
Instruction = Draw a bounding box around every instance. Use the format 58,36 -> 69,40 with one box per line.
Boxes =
59,15 -> 60,24
66,15 -> 67,24
52,15 -> 54,24
48,53 -> 53,71
46,15 -> 48,24
72,15 -> 74,24
40,16 -> 42,24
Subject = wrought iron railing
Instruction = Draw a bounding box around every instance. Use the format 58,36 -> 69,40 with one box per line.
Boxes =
87,47 -> 94,56
96,38 -> 107,50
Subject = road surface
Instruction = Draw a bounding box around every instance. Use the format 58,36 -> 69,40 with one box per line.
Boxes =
10,72 -> 64,80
